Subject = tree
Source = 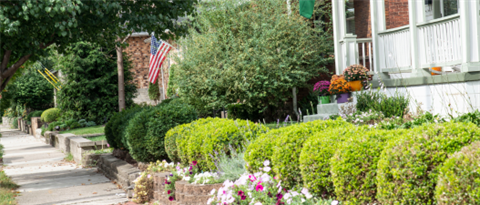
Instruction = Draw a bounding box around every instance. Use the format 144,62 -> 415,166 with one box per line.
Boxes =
173,0 -> 333,117
9,65 -> 54,110
57,42 -> 137,124
0,0 -> 197,92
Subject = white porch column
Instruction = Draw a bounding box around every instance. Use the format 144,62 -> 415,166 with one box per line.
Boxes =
332,0 -> 347,75
370,0 -> 388,79
459,0 -> 480,71
409,0 -> 422,76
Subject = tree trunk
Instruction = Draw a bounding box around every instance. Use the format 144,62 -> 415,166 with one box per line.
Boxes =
116,46 -> 126,112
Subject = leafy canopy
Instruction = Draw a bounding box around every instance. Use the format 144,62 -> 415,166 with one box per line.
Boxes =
173,0 -> 333,114
0,0 -> 197,89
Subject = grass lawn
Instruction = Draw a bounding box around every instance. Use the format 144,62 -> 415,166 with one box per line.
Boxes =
0,170 -> 19,204
59,125 -> 105,135
86,135 -> 106,142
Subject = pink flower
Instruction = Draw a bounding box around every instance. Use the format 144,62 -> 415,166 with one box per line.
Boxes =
168,190 -> 171,194
192,161 -> 197,166
147,174 -> 151,178
249,175 -> 257,182
107,143 -> 110,148
255,184 -> 264,192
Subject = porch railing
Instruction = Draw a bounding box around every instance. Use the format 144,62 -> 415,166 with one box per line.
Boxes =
340,36 -> 374,73
417,14 -> 462,68
378,25 -> 412,72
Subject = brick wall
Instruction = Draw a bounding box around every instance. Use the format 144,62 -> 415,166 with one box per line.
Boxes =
124,36 -> 180,104
353,0 -> 409,37
354,0 -> 371,38
385,0 -> 409,29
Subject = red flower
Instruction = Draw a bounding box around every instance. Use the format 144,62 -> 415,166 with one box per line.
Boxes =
169,196 -> 174,201
238,190 -> 244,196
168,190 -> 171,194
241,195 -> 247,200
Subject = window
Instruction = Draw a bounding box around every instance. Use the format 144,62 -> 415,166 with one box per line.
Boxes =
425,0 -> 459,21
346,0 -> 355,34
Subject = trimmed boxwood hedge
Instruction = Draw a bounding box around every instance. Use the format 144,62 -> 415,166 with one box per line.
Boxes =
435,141 -> 480,204
299,126 -> 369,197
271,119 -> 353,189
41,108 -> 61,123
330,129 -> 410,204
165,118 -> 216,163
125,99 -> 197,162
172,118 -> 268,170
376,122 -> 480,204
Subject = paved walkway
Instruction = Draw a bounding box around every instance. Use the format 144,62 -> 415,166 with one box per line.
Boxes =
0,127 -> 128,205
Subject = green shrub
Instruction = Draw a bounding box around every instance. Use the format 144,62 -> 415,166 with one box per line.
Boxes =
41,108 -> 61,123
272,119 -> 354,189
26,110 -> 44,122
299,126 -> 369,197
435,141 -> 480,204
454,110 -> 480,126
165,118 -> 216,162
105,106 -> 143,149
376,122 -> 480,204
244,128 -> 284,173
126,99 -> 197,162
330,129 -> 409,204
175,118 -> 268,171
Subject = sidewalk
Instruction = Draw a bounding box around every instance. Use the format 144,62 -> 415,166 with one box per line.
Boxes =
0,127 -> 128,205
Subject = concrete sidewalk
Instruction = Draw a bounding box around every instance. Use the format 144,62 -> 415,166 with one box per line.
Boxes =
0,127 -> 128,205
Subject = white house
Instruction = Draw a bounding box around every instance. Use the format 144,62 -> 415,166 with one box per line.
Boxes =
332,0 -> 480,117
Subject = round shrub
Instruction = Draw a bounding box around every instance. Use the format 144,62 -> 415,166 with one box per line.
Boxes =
244,128 -> 284,173
176,118 -> 268,171
376,122 -> 480,205
105,106 -> 143,149
143,99 -> 198,161
435,141 -> 480,204
330,129 -> 410,204
41,108 -> 61,123
165,118 -> 216,162
272,119 -> 354,189
126,99 -> 197,162
299,126 -> 370,197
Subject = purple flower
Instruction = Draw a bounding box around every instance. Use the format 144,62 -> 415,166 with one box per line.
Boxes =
189,171 -> 193,175
276,193 -> 283,200
168,190 -> 171,194
238,190 -> 244,196
192,161 -> 197,166
170,173 -> 173,177
284,115 -> 289,123
169,196 -> 174,201
241,195 -> 246,200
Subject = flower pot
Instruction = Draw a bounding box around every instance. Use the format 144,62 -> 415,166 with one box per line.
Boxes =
336,93 -> 351,103
348,80 -> 363,91
431,67 -> 442,75
319,96 -> 330,104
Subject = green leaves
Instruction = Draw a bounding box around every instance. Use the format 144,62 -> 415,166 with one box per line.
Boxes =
173,0 -> 332,116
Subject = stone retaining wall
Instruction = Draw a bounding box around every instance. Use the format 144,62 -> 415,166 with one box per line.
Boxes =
97,154 -> 141,190
2,117 -> 14,128
153,173 -> 221,205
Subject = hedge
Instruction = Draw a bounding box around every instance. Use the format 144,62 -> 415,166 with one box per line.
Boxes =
299,126 -> 369,197
435,141 -> 480,204
244,128 -> 284,173
105,106 -> 144,149
376,122 -> 480,204
126,99 -> 197,162
271,119 -> 353,189
330,129 -> 409,204
165,118 -> 216,163
173,118 -> 268,170
26,110 -> 43,122
41,108 -> 61,123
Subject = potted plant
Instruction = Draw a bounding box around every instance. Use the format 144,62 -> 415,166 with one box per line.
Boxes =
313,80 -> 331,104
329,75 -> 351,103
343,64 -> 368,91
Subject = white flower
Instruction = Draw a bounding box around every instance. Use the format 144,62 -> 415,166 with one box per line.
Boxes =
263,160 -> 270,167
254,203 -> 262,205
207,197 -> 213,204
331,200 -> 339,205
210,189 -> 216,195
263,167 -> 271,172
260,173 -> 270,182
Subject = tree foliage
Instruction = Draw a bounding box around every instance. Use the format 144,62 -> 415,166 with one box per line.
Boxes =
57,42 -> 137,124
8,65 -> 54,110
0,0 -> 197,90
172,0 -> 333,114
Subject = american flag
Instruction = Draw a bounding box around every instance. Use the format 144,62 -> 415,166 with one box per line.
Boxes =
148,35 -> 172,84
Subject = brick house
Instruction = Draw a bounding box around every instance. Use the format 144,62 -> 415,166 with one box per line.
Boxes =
124,32 -> 179,105
332,0 -> 480,117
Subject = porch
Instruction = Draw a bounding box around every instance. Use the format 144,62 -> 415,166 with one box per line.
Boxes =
332,0 -> 480,78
